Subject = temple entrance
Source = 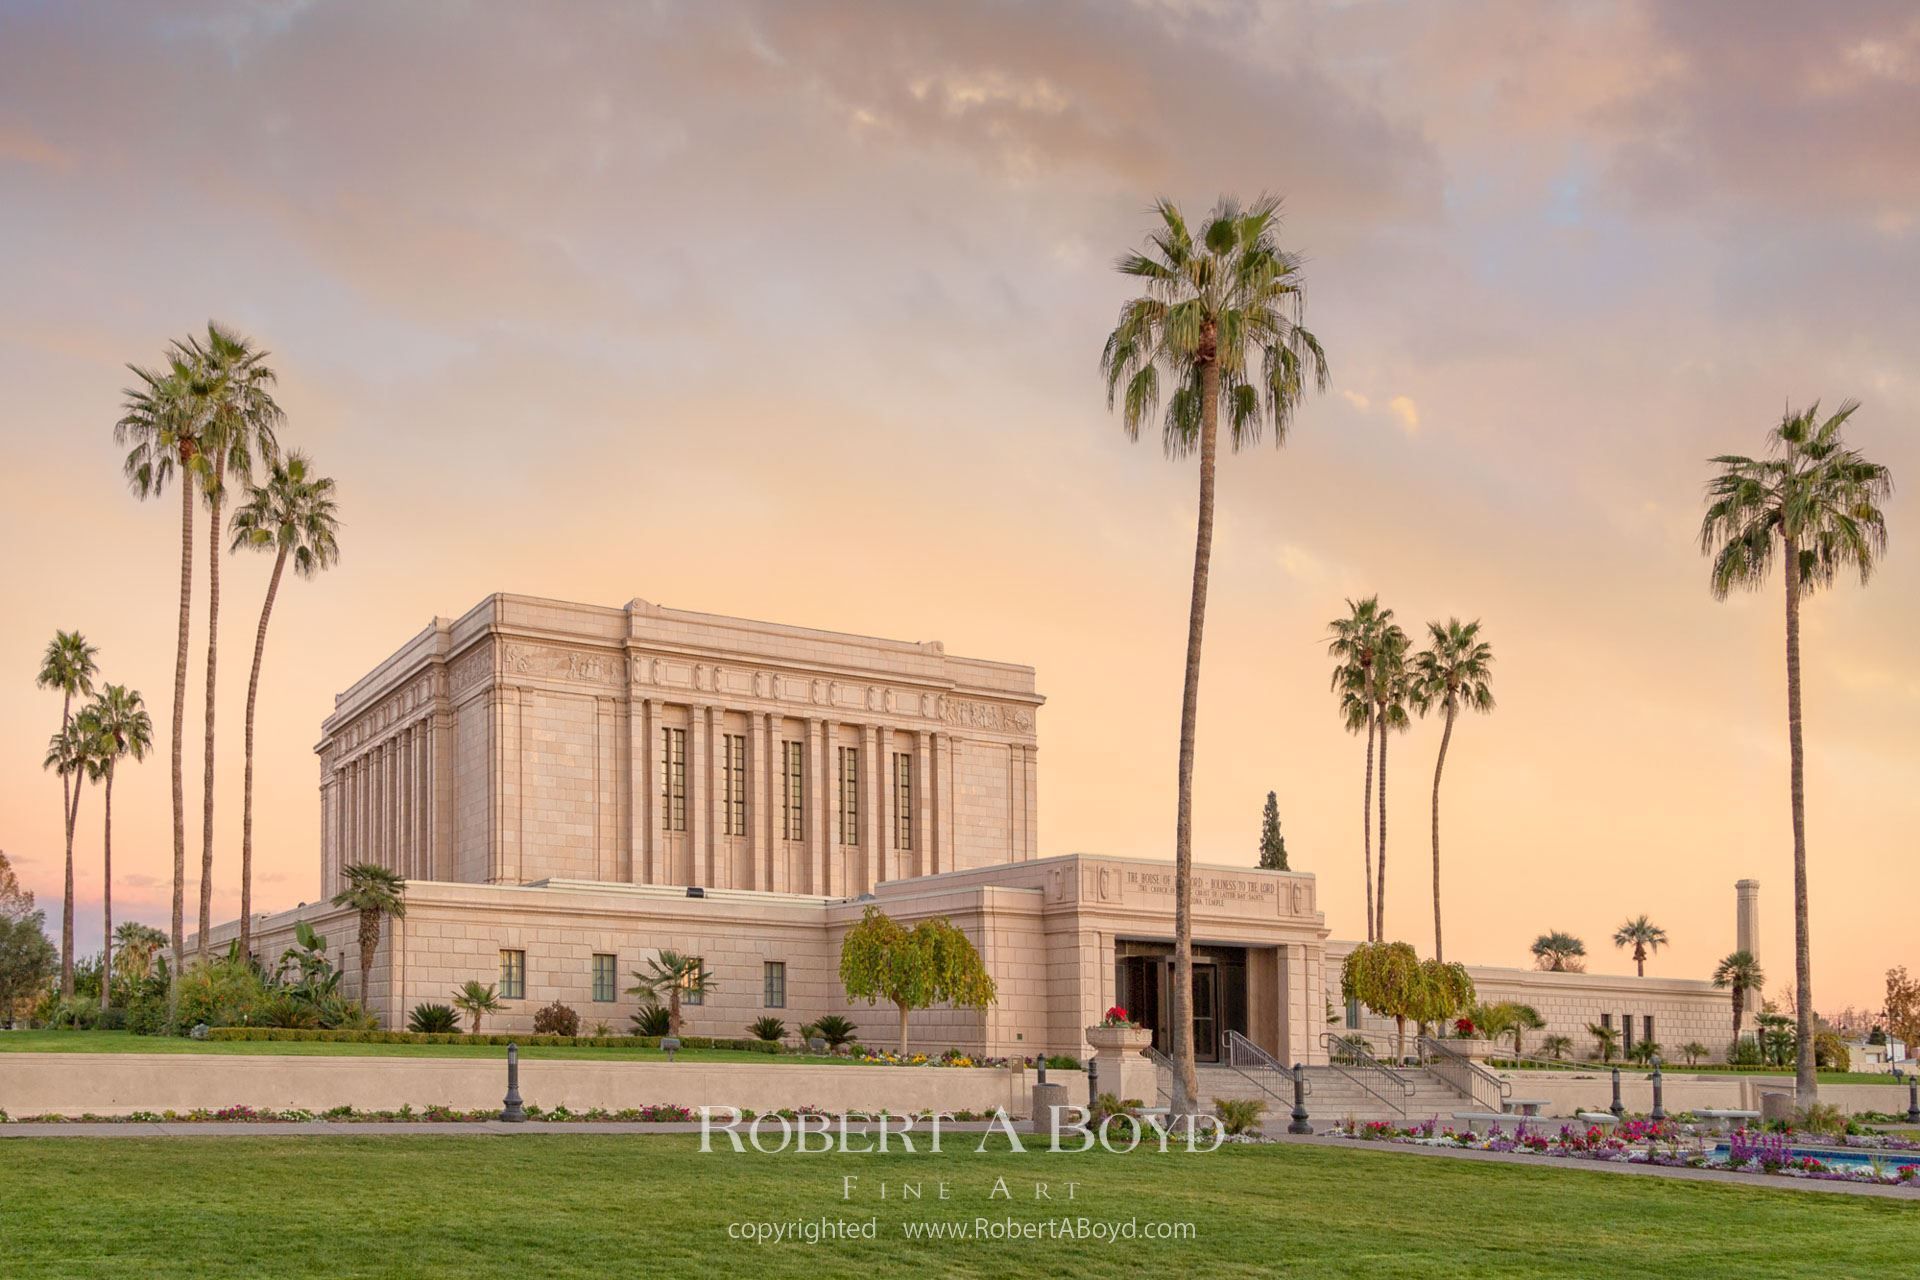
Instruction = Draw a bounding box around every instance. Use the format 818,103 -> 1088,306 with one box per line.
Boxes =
1114,941 -> 1248,1063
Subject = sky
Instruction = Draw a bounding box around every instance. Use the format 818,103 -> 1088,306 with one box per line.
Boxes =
1,0 -> 1915,1013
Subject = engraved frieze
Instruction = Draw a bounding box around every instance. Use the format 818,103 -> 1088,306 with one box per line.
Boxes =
936,696 -> 1035,734
502,643 -> 618,686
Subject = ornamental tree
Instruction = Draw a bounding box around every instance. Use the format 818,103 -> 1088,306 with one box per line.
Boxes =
838,906 -> 997,1054
1340,940 -> 1427,1062
1257,791 -> 1288,869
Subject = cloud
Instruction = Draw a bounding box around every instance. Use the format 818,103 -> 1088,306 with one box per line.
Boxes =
1387,395 -> 1420,433
1341,390 -> 1371,411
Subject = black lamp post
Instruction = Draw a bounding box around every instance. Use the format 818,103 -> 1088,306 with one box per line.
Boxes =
1649,1058 -> 1665,1123
1610,1066 -> 1624,1119
1288,1063 -> 1312,1135
499,1042 -> 526,1122
661,1036 -> 681,1064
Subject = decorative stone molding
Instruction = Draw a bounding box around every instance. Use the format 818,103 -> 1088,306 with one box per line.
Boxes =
449,644 -> 491,695
937,696 -> 1035,734
502,642 -> 618,686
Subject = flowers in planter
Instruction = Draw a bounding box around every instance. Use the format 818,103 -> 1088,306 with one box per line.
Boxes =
1453,1017 -> 1476,1037
1101,1006 -> 1139,1028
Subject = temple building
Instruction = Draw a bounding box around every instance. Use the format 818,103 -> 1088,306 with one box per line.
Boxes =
201,592 -> 1734,1064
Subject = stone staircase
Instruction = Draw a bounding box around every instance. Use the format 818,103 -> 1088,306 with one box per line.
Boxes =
1188,1063 -> 1471,1126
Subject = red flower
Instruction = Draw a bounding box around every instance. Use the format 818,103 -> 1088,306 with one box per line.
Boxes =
1106,1006 -> 1129,1022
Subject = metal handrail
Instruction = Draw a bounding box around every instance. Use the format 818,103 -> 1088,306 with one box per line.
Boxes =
1142,1044 -> 1173,1105
1418,1036 -> 1512,1111
1223,1030 -> 1293,1105
1318,1030 -> 1415,1117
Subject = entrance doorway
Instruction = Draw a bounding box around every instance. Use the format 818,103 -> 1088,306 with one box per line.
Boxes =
1114,943 -> 1247,1064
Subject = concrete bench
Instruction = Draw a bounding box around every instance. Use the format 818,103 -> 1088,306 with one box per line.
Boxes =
1695,1109 -> 1760,1133
1576,1112 -> 1619,1129
1451,1111 -> 1513,1134
1504,1099 -> 1552,1117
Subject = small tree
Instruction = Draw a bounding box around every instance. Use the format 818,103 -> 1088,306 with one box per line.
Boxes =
0,911 -> 57,1028
1257,792 -> 1288,870
1588,1022 -> 1621,1063
1414,958 -> 1475,1042
839,906 -> 997,1054
1680,1041 -> 1710,1066
1884,966 -> 1920,1051
1541,1034 -> 1573,1061
330,863 -> 407,1023
452,980 -> 502,1034
627,950 -> 714,1036
1340,941 -> 1427,1062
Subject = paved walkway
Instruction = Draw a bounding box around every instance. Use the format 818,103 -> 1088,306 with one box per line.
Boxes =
0,1119 -> 1012,1139
1278,1132 -> 1920,1201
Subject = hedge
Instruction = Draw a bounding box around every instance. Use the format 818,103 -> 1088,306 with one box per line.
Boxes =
203,1028 -> 785,1052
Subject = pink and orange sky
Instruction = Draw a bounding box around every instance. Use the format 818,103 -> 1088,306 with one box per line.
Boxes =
2,2 -> 1915,1010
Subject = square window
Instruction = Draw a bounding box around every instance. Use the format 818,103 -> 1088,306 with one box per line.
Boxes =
763,961 -> 787,1009
500,949 -> 526,1001
592,953 -> 617,1003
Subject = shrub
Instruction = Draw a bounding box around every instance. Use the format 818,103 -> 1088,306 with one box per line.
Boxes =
170,960 -> 269,1034
1214,1097 -> 1267,1137
631,1004 -> 672,1037
808,1014 -> 858,1048
749,1016 -> 787,1043
1728,1036 -> 1765,1067
408,1003 -> 460,1033
533,1002 -> 581,1036
1796,1101 -> 1848,1137
1044,1054 -> 1082,1071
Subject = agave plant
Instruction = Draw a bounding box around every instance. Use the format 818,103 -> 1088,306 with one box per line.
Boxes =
408,1003 -> 460,1033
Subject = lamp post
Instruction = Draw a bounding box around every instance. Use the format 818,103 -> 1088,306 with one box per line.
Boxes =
1287,1063 -> 1312,1135
1610,1066 -> 1624,1119
499,1042 -> 526,1123
1650,1058 -> 1665,1123
661,1036 -> 681,1064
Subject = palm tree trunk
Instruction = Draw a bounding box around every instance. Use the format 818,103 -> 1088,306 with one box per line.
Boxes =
238,548 -> 288,962
1362,706 -> 1375,943
1375,708 -> 1389,943
359,910 -> 378,1016
1430,703 -> 1455,962
58,690 -> 73,999
1783,538 -> 1816,1103
61,752 -> 80,999
101,763 -> 114,1013
172,478 -> 193,975
1169,351 -> 1220,1115
199,476 -> 224,961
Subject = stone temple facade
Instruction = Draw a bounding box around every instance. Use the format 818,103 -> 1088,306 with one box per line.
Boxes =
202,593 -> 1735,1064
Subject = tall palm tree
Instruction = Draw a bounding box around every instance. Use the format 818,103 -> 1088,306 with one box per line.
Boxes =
1100,195 -> 1327,1113
1369,625 -> 1410,943
1531,931 -> 1586,972
81,685 -> 152,1010
35,630 -> 97,998
181,322 -> 283,960
1701,400 -> 1892,1103
330,863 -> 407,1024
1328,597 -> 1390,941
230,452 -> 340,959
40,720 -> 94,998
1712,950 -> 1766,1044
1410,618 -> 1495,961
1612,915 -> 1669,978
117,355 -> 209,972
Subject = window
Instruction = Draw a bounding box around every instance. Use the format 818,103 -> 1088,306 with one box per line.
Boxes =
592,953 -> 617,1003
837,746 -> 860,845
782,740 -> 805,840
892,752 -> 913,850
1643,1015 -> 1655,1045
723,733 -> 747,836
1622,1014 -> 1634,1054
763,961 -> 787,1009
500,949 -> 526,1000
661,727 -> 686,832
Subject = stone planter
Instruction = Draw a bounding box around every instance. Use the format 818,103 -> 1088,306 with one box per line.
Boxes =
1085,1024 -> 1153,1055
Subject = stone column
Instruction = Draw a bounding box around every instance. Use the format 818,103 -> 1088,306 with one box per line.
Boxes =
817,718 -> 836,897
934,733 -> 955,871
878,724 -> 896,884
860,723 -> 880,893
914,730 -> 933,879
756,712 -> 776,893
687,703 -> 708,888
641,699 -> 662,885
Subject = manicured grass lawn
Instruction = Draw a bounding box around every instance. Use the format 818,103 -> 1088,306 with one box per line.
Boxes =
0,1136 -> 1910,1279
0,1030 -> 845,1065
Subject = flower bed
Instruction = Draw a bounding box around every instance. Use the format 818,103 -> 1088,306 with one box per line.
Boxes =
1335,1117 -> 1920,1189
0,1103 -> 1016,1125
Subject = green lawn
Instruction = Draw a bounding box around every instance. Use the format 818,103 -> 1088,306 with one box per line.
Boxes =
0,1030 -> 845,1065
0,1136 -> 1910,1278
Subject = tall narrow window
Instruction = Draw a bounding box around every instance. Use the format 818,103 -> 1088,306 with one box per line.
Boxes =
723,733 -> 747,836
499,949 -> 526,1001
661,726 -> 686,832
1642,1014 -> 1655,1045
763,961 -> 787,1009
892,751 -> 913,850
1622,1014 -> 1634,1054
782,740 -> 805,841
592,953 -> 617,1003
837,746 -> 860,845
